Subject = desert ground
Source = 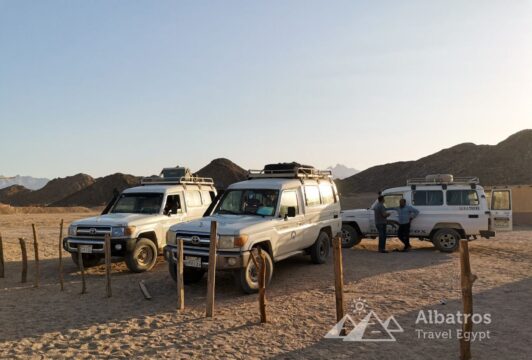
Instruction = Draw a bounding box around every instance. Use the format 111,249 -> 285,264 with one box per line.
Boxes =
0,212 -> 530,359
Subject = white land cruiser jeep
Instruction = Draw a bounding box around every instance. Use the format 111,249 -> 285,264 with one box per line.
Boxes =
163,163 -> 342,293
63,167 -> 216,272
341,174 -> 513,252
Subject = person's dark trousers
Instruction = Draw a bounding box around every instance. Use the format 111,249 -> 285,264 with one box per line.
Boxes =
398,223 -> 411,248
376,224 -> 387,251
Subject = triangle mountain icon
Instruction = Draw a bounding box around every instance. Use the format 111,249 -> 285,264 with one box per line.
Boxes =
324,314 -> 357,339
343,311 -> 396,342
383,316 -> 404,333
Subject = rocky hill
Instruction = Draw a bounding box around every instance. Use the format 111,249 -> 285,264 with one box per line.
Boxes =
51,173 -> 140,207
195,158 -> 248,189
338,129 -> 532,195
0,175 -> 49,190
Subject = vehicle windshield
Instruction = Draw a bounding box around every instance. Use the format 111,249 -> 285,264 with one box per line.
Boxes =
215,189 -> 279,216
111,193 -> 164,214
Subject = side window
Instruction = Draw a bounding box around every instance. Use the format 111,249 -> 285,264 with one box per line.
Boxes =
383,194 -> 403,208
279,191 -> 299,218
491,190 -> 511,210
412,190 -> 443,206
319,184 -> 335,205
304,185 -> 321,206
164,195 -> 182,214
447,190 -> 479,206
185,190 -> 202,208
201,190 -> 212,205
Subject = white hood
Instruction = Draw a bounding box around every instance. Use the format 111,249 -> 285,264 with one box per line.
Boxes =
72,213 -> 163,227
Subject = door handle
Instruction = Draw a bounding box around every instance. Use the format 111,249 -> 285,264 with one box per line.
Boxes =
468,214 -> 479,219
333,214 -> 338,219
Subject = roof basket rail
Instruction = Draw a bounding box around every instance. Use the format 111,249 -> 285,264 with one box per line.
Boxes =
406,174 -> 479,186
248,166 -> 333,180
141,176 -> 214,186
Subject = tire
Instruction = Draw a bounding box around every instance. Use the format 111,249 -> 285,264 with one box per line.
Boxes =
169,263 -> 205,284
71,253 -> 102,268
125,238 -> 158,273
310,231 -> 331,264
341,224 -> 361,248
432,229 -> 461,253
238,249 -> 273,294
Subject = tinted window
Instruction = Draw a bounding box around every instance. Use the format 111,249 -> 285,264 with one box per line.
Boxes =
201,190 -> 212,205
112,193 -> 163,214
412,191 -> 443,206
319,184 -> 335,205
279,191 -> 299,217
164,195 -> 182,214
215,189 -> 279,216
447,190 -> 479,206
186,190 -> 203,207
304,186 -> 321,206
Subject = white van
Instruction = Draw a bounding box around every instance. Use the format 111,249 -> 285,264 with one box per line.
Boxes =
341,175 -> 512,252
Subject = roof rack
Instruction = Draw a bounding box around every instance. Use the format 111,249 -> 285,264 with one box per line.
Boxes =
248,167 -> 333,180
407,175 -> 479,186
141,176 -> 214,186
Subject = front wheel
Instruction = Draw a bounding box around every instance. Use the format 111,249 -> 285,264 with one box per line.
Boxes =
341,224 -> 361,248
125,238 -> 158,273
432,229 -> 461,253
71,253 -> 102,268
310,231 -> 331,264
238,249 -> 273,294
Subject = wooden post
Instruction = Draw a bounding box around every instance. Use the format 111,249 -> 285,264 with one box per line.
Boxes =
206,221 -> 218,318
58,219 -> 64,291
78,247 -> 86,294
459,240 -> 477,360
0,233 -> 5,278
258,248 -> 267,323
177,237 -> 184,311
19,238 -> 27,283
332,234 -> 345,324
104,234 -> 112,298
32,224 -> 40,288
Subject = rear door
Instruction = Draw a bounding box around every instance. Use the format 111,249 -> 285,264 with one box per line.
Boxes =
490,189 -> 513,231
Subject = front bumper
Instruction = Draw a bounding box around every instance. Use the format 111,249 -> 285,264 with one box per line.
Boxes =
163,245 -> 249,270
63,237 -> 136,256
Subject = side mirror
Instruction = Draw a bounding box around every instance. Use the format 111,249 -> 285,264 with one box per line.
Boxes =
286,206 -> 296,219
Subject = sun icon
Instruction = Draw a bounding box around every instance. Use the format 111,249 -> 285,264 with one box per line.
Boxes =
351,297 -> 369,315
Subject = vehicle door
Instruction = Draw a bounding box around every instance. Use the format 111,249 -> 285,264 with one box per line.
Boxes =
161,193 -> 186,244
445,189 -> 485,234
184,189 -> 205,219
490,189 -> 513,231
274,189 -> 305,256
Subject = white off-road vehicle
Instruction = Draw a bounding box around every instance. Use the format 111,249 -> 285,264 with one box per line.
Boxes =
63,167 -> 216,272
341,174 -> 513,252
164,163 -> 341,293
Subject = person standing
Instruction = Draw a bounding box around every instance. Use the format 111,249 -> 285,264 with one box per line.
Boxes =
395,198 -> 419,252
374,195 -> 390,253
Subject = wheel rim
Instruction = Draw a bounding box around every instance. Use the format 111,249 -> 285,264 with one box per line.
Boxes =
246,261 -> 259,287
438,233 -> 457,249
319,239 -> 327,257
137,246 -> 154,266
341,229 -> 351,245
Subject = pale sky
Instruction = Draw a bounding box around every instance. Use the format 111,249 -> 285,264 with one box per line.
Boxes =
1,0 -> 531,179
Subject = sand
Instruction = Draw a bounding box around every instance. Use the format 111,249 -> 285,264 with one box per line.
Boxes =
0,213 -> 530,359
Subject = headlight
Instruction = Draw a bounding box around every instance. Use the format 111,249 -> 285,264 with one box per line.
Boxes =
111,226 -> 135,237
68,225 -> 77,236
166,231 -> 177,245
218,234 -> 249,249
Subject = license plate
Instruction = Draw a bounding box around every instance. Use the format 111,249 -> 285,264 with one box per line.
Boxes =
78,245 -> 93,254
184,256 -> 202,268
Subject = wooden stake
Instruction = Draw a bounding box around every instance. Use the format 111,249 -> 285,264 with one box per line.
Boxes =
104,234 -> 112,298
206,221 -> 218,318
19,238 -> 27,283
31,224 -> 40,288
78,247 -> 86,294
0,233 -> 5,278
177,237 -> 184,311
332,234 -> 345,324
258,248 -> 267,323
58,219 -> 64,291
459,240 -> 477,360
139,280 -> 152,300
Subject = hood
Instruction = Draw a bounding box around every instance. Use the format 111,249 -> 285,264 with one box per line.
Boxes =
72,213 -> 163,227
341,208 -> 372,219
170,214 -> 275,235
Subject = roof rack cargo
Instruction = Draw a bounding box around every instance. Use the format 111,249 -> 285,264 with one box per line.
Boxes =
406,174 -> 480,186
248,162 -> 332,180
141,166 -> 214,186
